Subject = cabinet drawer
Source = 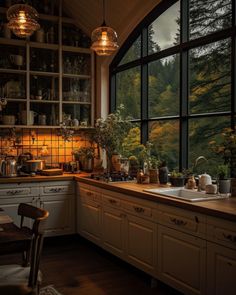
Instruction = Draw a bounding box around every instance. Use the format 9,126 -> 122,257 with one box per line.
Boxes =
159,204 -> 206,237
0,183 -> 38,198
122,200 -> 152,219
207,216 -> 236,250
79,187 -> 101,203
103,194 -> 121,208
41,183 -> 74,195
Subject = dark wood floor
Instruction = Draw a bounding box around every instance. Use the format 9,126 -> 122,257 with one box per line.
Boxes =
1,235 -> 183,295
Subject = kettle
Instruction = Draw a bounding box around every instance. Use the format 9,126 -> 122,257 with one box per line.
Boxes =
0,156 -> 17,177
199,173 -> 212,190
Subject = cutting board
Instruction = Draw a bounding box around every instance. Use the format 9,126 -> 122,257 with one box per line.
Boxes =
41,169 -> 63,176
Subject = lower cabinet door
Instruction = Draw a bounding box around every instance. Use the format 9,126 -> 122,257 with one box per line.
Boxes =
125,214 -> 156,275
158,225 -> 206,295
40,195 -> 75,236
207,242 -> 236,295
79,201 -> 102,245
102,206 -> 125,258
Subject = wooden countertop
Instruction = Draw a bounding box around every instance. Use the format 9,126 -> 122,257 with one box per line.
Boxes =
0,173 -> 87,184
76,177 -> 236,222
1,174 -> 235,222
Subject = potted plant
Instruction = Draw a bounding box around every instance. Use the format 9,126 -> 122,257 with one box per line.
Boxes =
148,156 -> 160,183
217,164 -> 231,194
169,170 -> 185,187
92,105 -> 131,174
73,146 -> 95,172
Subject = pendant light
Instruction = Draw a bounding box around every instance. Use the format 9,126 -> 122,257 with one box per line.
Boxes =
91,0 -> 119,56
7,3 -> 40,38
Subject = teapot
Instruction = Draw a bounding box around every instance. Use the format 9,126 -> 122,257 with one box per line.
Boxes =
0,156 -> 17,177
199,173 -> 212,190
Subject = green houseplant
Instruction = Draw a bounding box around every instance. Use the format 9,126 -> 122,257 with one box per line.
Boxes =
169,170 -> 185,187
217,164 -> 231,194
92,105 -> 131,173
73,146 -> 95,172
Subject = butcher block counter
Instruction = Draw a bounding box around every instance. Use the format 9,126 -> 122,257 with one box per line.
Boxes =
76,176 -> 236,222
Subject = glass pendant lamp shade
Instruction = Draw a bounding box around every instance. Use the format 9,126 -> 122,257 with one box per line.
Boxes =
91,0 -> 119,56
7,4 -> 40,38
91,22 -> 119,56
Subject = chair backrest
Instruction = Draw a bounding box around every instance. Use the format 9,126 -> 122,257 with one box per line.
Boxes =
18,203 -> 49,288
18,203 -> 49,236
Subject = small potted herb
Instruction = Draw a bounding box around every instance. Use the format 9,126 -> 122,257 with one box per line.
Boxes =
169,170 -> 185,187
73,146 -> 95,172
217,164 -> 231,194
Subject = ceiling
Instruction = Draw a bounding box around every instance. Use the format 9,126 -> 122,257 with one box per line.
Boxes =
62,0 -> 161,45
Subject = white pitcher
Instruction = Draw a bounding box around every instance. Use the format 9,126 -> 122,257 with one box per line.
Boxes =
199,173 -> 212,190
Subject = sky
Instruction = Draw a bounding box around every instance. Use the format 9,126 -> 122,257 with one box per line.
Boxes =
151,1 -> 180,51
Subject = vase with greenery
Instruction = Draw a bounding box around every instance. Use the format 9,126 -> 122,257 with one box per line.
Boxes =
72,146 -> 95,172
217,164 -> 231,194
169,170 -> 185,187
92,105 -> 132,174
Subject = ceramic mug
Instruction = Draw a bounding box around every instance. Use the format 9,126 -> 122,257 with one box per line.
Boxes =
205,184 -> 217,194
38,114 -> 47,125
20,110 -> 36,125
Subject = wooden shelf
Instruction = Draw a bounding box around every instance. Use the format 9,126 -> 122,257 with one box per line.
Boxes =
6,98 -> 26,102
29,41 -> 59,50
0,69 -> 26,74
62,73 -> 90,79
62,101 -> 91,105
62,45 -> 91,54
30,71 -> 59,77
0,37 -> 26,46
30,100 -> 59,104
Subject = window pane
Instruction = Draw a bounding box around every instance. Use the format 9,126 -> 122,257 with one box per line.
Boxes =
149,120 -> 179,170
189,39 -> 231,114
118,36 -> 141,66
189,116 -> 230,177
122,123 -> 142,158
116,67 -> 141,119
148,55 -> 180,118
189,0 -> 232,40
148,1 -> 180,54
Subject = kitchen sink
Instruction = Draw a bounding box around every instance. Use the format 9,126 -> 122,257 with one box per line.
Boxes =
143,187 -> 228,202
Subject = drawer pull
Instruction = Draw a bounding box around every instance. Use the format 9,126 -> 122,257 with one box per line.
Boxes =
109,199 -> 117,204
133,206 -> 145,213
170,217 -> 187,226
7,190 -> 24,195
49,188 -> 63,193
222,233 -> 236,243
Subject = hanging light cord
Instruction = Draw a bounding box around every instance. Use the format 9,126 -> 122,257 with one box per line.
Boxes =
102,0 -> 106,26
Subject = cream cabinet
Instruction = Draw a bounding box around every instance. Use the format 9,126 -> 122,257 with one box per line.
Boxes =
206,216 -> 236,295
0,180 -> 75,236
77,182 -> 102,245
77,183 -> 157,276
39,181 -> 75,236
158,225 -> 206,295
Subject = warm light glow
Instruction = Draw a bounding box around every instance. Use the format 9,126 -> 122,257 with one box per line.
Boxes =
91,25 -> 119,56
7,4 -> 40,38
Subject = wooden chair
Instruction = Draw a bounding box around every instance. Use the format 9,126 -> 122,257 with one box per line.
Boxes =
0,203 -> 49,294
17,203 -> 49,265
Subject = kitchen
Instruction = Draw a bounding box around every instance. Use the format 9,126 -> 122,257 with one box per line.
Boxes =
0,0 -> 236,295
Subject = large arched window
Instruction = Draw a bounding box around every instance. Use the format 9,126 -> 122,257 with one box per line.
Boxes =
110,0 -> 236,175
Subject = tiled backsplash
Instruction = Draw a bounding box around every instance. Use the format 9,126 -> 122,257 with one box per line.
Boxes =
0,128 -> 91,167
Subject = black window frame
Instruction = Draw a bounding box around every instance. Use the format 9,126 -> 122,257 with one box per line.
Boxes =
109,0 -> 236,171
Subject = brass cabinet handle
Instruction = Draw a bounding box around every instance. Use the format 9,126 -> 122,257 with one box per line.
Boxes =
133,206 -> 145,213
222,233 -> 236,243
170,217 -> 187,226
49,188 -> 63,193
7,190 -> 24,195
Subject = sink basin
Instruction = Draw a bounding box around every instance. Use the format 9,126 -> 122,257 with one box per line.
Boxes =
143,188 -> 228,202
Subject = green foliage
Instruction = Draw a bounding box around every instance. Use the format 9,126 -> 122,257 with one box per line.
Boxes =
92,105 -> 132,158
217,164 -> 229,180
170,170 -> 183,178
73,146 -> 95,160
